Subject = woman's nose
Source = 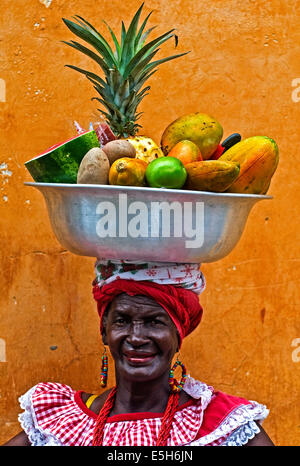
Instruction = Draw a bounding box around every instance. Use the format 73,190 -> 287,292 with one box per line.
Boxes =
127,321 -> 148,345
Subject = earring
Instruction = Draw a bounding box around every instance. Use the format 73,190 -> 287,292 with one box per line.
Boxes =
169,354 -> 187,393
100,346 -> 108,388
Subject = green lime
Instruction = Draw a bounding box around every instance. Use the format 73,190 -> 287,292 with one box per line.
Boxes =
145,156 -> 187,189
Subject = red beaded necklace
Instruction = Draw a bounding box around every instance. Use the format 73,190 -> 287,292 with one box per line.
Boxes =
92,387 -> 180,446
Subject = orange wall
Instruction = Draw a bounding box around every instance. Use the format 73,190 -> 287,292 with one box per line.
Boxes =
0,0 -> 299,446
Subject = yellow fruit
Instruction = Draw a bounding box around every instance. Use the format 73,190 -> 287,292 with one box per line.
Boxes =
125,136 -> 164,164
219,136 -> 279,194
161,112 -> 223,160
108,157 -> 147,186
184,160 -> 240,192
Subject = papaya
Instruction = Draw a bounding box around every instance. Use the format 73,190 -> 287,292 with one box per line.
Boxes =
109,157 -> 147,186
184,160 -> 240,192
219,136 -> 279,194
161,112 -> 223,160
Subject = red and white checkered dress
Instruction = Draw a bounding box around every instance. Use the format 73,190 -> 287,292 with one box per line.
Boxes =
18,376 -> 269,446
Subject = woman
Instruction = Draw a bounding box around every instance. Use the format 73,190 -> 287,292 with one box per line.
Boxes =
3,261 -> 274,446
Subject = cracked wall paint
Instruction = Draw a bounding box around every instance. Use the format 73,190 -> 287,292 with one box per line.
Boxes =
0,79 -> 5,102
0,163 -> 12,185
39,0 -> 52,7
0,339 -> 6,362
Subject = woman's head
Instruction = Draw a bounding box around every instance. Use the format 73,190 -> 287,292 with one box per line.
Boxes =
93,260 -> 205,382
101,293 -> 180,383
94,278 -> 204,346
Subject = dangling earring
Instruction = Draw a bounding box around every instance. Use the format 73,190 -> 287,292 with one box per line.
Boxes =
100,346 -> 108,388
169,353 -> 187,393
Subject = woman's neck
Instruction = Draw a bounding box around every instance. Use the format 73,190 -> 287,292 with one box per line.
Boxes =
110,372 -> 172,415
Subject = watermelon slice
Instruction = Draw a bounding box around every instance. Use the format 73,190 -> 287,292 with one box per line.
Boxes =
25,130 -> 100,183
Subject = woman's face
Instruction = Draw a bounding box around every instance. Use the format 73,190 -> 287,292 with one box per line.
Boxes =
102,293 -> 180,383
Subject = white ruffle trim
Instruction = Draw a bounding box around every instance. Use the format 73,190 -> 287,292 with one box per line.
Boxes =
18,385 -> 63,446
188,401 -> 269,446
221,420 -> 261,446
183,375 -> 213,410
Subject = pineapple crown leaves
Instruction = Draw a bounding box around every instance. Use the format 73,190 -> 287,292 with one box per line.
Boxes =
62,3 -> 190,136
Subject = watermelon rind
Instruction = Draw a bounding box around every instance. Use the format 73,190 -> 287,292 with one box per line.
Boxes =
25,130 -> 100,183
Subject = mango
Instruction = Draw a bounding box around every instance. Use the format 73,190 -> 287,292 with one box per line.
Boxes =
184,160 -> 240,192
219,136 -> 279,194
167,140 -> 202,165
161,112 -> 223,160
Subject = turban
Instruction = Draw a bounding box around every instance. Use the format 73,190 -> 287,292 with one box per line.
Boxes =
92,260 -> 206,346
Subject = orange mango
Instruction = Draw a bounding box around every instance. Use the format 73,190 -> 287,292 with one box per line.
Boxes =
167,140 -> 202,166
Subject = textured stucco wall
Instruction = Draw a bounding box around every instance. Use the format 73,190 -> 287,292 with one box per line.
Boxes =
0,0 -> 299,445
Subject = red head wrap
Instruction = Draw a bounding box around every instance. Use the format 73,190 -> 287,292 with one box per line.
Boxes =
93,278 -> 203,347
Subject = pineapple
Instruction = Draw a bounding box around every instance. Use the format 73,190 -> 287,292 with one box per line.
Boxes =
62,4 -> 188,162
124,135 -> 164,163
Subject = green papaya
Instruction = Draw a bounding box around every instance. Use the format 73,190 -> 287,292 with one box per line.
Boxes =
161,112 -> 223,160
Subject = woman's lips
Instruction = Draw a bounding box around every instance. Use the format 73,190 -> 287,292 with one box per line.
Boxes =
123,351 -> 157,365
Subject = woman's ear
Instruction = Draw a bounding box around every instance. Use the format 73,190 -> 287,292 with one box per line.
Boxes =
176,332 -> 180,353
102,329 -> 108,346
101,307 -> 109,346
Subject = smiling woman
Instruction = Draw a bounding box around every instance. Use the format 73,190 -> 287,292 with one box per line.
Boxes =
2,261 -> 274,446
104,295 -> 180,384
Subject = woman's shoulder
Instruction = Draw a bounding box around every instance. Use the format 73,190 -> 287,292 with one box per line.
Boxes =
183,376 -> 270,446
19,381 -> 77,412
18,381 -> 98,446
25,381 -> 75,396
184,375 -> 269,413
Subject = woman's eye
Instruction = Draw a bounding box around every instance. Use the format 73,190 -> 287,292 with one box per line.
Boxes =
115,318 -> 126,325
149,319 -> 163,325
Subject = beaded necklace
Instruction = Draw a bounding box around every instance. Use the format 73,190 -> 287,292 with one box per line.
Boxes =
92,387 -> 180,446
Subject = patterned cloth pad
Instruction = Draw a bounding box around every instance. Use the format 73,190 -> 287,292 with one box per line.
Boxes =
94,260 -> 206,295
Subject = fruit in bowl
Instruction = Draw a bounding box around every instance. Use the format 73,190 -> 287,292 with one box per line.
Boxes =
184,160 -> 240,192
77,147 -> 110,185
167,140 -> 202,166
102,140 -> 136,164
145,157 -> 187,189
25,131 -> 100,184
219,136 -> 279,194
109,157 -> 147,186
161,112 -> 223,160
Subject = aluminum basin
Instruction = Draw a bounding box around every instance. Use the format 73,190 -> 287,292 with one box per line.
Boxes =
25,182 -> 272,263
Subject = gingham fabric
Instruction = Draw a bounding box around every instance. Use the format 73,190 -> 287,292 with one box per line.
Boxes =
94,260 -> 206,295
18,377 -> 269,446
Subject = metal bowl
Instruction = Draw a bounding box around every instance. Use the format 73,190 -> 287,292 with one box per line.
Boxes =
25,182 -> 272,263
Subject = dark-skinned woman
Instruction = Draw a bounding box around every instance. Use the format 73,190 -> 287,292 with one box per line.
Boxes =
3,261 -> 274,446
